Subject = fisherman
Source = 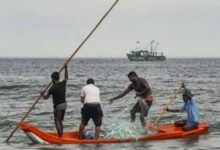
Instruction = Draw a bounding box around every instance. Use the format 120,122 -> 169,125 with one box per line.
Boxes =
79,78 -> 103,139
108,71 -> 154,126
166,88 -> 199,131
41,64 -> 68,137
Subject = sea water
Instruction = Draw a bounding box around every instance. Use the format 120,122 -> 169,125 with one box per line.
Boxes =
0,58 -> 220,150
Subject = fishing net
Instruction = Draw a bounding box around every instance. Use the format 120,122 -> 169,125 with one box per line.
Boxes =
102,121 -> 148,139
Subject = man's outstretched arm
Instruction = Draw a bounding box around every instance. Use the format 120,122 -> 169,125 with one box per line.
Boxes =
109,87 -> 131,104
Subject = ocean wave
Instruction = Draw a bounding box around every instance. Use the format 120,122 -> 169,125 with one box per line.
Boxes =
0,118 -> 17,131
0,85 -> 30,90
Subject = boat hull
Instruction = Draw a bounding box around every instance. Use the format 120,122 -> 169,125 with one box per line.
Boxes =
19,122 -> 209,144
127,54 -> 166,61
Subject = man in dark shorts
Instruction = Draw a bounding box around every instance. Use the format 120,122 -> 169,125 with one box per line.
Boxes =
79,78 -> 103,139
109,71 -> 154,126
41,65 -> 68,137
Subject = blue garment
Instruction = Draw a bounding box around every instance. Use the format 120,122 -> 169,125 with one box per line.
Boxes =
181,98 -> 199,125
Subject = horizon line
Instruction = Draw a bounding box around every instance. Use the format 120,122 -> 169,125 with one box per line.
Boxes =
1,56 -> 220,59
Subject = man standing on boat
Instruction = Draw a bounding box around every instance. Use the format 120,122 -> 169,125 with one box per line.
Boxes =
41,64 -> 68,137
79,78 -> 103,139
109,71 -> 154,126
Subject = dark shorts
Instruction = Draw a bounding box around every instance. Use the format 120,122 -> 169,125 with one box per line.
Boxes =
174,120 -> 199,131
81,104 -> 103,127
130,100 -> 152,117
54,103 -> 67,121
54,109 -> 66,121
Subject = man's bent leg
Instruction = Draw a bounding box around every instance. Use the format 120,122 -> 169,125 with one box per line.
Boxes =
79,105 -> 90,139
130,101 -> 140,123
130,111 -> 136,123
92,104 -> 103,139
139,115 -> 145,126
182,123 -> 199,131
54,110 -> 65,137
174,120 -> 186,127
79,122 -> 85,139
139,100 -> 152,126
94,126 -> 101,139
54,119 -> 63,137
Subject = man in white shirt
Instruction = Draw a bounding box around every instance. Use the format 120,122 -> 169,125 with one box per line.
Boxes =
79,78 -> 103,139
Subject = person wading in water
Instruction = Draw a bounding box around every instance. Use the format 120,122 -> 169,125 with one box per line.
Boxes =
109,71 -> 154,126
41,65 -> 68,137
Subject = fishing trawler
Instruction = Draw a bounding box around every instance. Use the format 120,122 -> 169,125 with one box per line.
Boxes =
126,40 -> 166,61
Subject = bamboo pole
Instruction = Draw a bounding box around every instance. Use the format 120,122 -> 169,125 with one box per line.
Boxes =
6,0 -> 119,142
153,83 -> 184,127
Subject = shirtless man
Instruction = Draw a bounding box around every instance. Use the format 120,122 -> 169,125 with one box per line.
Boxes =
109,71 -> 154,126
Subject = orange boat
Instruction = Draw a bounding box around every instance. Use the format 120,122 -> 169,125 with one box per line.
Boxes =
19,121 -> 209,144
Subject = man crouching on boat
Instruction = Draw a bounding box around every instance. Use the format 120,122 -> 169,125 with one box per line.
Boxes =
166,88 -> 199,131
41,64 -> 68,137
79,78 -> 103,139
108,71 -> 154,127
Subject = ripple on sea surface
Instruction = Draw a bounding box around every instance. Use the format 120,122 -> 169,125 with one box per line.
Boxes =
0,58 -> 220,150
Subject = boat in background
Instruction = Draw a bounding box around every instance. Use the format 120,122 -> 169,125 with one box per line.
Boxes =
19,121 -> 209,144
127,40 -> 166,61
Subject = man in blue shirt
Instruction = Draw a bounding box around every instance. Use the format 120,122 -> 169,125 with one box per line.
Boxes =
166,88 -> 199,131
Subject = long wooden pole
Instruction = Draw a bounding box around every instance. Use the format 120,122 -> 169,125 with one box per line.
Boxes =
6,0 -> 119,142
153,83 -> 184,127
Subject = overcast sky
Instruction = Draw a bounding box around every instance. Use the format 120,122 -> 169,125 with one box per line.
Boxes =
0,0 -> 219,58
